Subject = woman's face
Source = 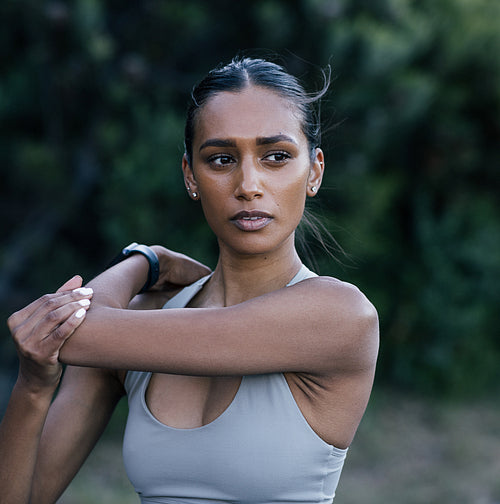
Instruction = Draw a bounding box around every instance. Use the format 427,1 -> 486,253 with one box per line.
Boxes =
183,85 -> 324,258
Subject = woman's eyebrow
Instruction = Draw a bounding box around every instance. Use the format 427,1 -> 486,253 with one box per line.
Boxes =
256,134 -> 298,146
199,138 -> 236,151
198,134 -> 298,152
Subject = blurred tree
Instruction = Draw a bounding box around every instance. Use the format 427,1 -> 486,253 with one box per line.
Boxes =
311,0 -> 500,394
1,0 -> 499,398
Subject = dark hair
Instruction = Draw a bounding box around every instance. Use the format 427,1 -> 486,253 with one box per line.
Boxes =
184,57 -> 330,166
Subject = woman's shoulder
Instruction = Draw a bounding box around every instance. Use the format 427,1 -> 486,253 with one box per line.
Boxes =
291,275 -> 379,364
296,274 -> 377,317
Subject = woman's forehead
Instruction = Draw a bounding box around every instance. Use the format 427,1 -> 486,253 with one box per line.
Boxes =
194,86 -> 305,144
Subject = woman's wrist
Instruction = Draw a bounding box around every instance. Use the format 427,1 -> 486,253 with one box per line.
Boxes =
108,243 -> 159,293
149,245 -> 212,290
14,375 -> 58,406
150,245 -> 174,275
89,253 -> 151,308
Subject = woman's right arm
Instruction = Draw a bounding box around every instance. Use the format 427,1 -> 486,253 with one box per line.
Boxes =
0,276 -> 124,504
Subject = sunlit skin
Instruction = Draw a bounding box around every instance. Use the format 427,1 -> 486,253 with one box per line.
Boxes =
182,85 -> 324,306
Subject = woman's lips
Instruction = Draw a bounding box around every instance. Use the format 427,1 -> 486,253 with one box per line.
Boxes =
230,210 -> 273,231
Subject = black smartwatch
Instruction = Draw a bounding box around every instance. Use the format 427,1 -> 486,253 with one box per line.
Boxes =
108,242 -> 160,293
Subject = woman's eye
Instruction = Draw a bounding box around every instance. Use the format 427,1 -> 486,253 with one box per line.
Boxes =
264,152 -> 291,163
208,155 -> 234,167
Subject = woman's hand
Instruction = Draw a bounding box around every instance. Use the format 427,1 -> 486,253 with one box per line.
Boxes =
7,275 -> 93,392
150,245 -> 211,293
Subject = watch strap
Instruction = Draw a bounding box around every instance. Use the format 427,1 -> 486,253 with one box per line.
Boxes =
108,242 -> 160,293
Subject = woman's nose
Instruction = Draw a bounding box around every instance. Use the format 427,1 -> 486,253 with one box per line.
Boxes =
234,160 -> 263,200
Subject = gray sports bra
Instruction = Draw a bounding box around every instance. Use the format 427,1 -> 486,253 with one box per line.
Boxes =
123,265 -> 348,503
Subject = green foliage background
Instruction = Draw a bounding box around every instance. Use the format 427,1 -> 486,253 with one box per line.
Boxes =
1,0 -> 499,398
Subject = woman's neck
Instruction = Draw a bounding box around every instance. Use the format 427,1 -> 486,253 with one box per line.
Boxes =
201,244 -> 303,307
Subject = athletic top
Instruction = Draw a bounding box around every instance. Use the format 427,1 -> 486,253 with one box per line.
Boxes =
122,265 -> 348,503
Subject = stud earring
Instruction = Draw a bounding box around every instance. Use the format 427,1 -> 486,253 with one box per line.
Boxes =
311,186 -> 317,193
192,192 -> 198,199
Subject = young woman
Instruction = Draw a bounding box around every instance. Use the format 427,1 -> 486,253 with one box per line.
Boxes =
1,57 -> 379,503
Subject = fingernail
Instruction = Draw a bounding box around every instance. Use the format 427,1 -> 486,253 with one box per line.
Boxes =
78,299 -> 91,307
73,287 -> 93,296
75,308 -> 86,319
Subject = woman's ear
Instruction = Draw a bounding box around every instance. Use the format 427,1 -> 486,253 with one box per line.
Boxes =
306,148 -> 325,197
182,154 -> 200,200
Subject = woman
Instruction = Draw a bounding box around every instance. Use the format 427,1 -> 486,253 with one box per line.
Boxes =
1,57 -> 379,503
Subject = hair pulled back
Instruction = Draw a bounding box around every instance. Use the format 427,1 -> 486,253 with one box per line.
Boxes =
184,57 -> 330,166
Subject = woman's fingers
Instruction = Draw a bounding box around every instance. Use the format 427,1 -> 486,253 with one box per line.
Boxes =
56,274 -> 83,293
8,287 -> 93,365
13,300 -> 92,375
6,278 -> 92,389
35,299 -> 91,343
35,301 -> 90,361
8,295 -> 52,331
18,301 -> 89,364
7,277 -> 88,330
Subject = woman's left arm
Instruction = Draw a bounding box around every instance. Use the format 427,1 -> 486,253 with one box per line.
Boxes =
59,253 -> 378,377
89,245 -> 212,311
